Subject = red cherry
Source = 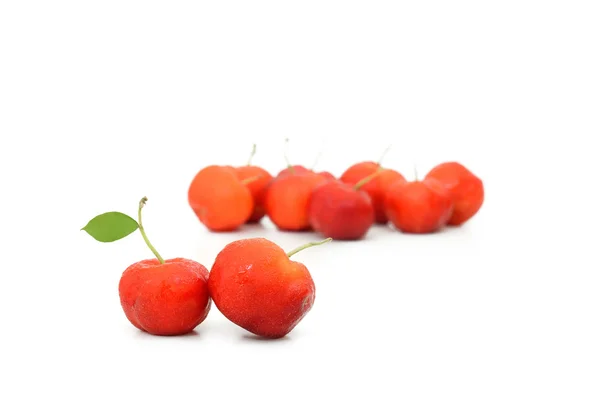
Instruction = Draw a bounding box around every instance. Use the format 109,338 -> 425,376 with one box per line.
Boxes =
385,178 -> 453,233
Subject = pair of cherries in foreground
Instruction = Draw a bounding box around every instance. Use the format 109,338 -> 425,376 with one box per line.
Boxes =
188,144 -> 485,240
82,198 -> 328,338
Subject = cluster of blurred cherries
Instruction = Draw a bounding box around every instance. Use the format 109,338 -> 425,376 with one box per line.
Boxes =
188,141 -> 484,240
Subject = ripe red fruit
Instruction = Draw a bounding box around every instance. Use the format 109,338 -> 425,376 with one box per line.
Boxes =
119,257 -> 211,335
384,178 -> 453,233
340,161 -> 406,224
81,197 -> 211,336
188,165 -> 254,231
425,162 -> 484,226
265,172 -> 328,231
208,237 -> 331,339
235,144 -> 273,223
308,175 -> 377,240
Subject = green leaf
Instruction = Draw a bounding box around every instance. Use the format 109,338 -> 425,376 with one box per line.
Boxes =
81,212 -> 139,242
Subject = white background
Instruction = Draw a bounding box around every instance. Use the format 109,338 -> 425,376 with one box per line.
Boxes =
1,1 -> 599,399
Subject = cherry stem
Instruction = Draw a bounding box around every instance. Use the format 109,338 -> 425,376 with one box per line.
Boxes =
284,137 -> 295,174
137,197 -> 165,264
310,150 -> 322,170
376,144 -> 392,166
354,169 -> 384,190
241,175 -> 260,185
413,164 -> 419,181
247,143 -> 257,166
286,237 -> 332,258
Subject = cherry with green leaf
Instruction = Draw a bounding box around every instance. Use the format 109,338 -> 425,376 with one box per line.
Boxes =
82,197 -> 163,261
82,197 -> 212,336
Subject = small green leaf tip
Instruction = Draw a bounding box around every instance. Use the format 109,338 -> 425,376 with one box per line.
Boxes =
81,211 -> 139,243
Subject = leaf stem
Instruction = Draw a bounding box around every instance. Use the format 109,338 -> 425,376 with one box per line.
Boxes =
286,238 -> 332,258
247,143 -> 257,166
138,197 -> 165,264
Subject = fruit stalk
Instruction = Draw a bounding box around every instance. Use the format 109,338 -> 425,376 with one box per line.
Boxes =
286,238 -> 332,258
310,150 -> 322,170
377,144 -> 392,166
138,197 -> 165,264
247,143 -> 257,166
354,169 -> 384,190
241,175 -> 261,185
284,138 -> 295,174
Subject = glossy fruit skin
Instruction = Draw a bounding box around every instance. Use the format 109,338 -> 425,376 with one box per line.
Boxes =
208,238 -> 315,339
384,179 -> 453,233
188,165 -> 254,231
308,180 -> 375,240
425,162 -> 484,226
235,165 -> 273,223
340,161 -> 406,224
118,258 -> 211,336
265,173 -> 328,231
276,165 -> 311,179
